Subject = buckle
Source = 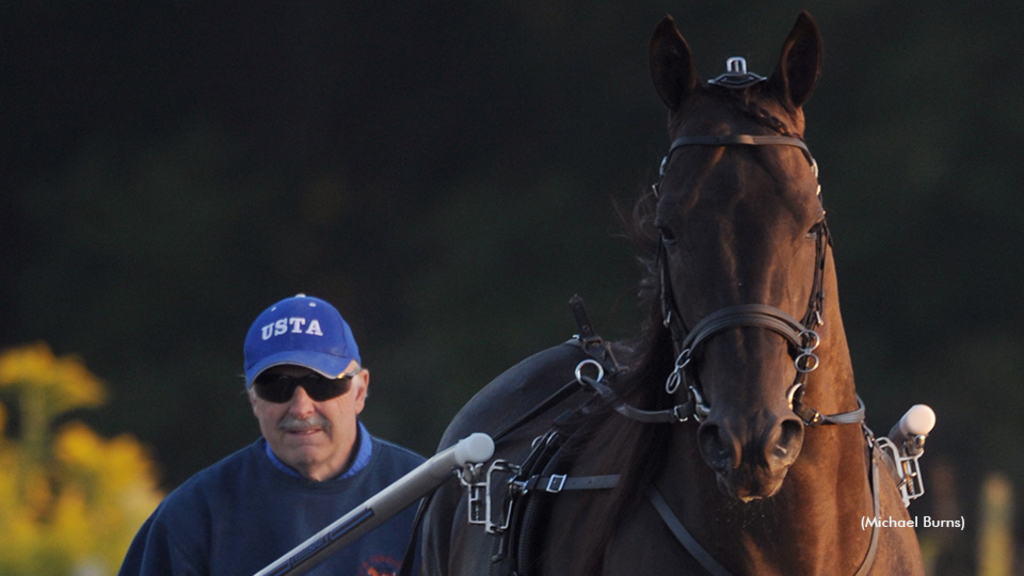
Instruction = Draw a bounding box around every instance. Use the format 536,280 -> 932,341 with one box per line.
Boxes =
545,474 -> 567,493
671,404 -> 691,423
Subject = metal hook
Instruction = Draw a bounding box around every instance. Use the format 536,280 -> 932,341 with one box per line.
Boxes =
786,382 -> 803,411
665,349 -> 691,394
689,386 -> 710,422
574,359 -> 605,385
726,57 -> 748,74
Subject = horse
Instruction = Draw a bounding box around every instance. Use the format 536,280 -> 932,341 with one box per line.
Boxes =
419,12 -> 925,576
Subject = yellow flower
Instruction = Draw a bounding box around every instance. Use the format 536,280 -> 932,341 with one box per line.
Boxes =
0,342 -> 106,414
0,344 -> 163,575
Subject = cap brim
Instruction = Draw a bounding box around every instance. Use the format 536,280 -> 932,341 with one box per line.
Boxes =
245,350 -> 357,387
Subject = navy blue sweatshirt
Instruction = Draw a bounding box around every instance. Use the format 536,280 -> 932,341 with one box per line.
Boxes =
119,426 -> 424,576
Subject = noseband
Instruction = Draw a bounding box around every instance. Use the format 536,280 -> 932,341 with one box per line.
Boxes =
655,131 -> 863,428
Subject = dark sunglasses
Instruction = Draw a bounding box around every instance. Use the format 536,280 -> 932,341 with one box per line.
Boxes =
252,370 -> 359,403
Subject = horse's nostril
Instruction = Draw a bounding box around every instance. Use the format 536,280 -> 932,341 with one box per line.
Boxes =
772,418 -> 804,466
698,424 -> 736,472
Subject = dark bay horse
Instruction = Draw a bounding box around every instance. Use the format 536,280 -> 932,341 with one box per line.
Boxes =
420,12 -> 924,576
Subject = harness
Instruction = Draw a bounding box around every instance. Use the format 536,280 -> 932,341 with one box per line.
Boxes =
475,59 -> 880,576
462,297 -> 629,576
407,57 -> 931,576
398,296 -> 629,576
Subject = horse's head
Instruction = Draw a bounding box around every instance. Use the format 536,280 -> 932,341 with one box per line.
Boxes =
650,13 -> 825,502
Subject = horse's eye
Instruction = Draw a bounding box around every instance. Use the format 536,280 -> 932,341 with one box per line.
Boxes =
806,220 -> 826,240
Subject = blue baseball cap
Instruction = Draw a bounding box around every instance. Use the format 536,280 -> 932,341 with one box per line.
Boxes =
244,294 -> 361,387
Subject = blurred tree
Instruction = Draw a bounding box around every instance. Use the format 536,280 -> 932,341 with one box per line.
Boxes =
0,343 -> 163,575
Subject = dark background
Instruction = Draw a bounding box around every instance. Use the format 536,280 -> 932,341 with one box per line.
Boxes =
4,1 -> 1021,573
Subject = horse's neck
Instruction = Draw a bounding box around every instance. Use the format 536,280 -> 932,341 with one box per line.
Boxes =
663,429 -> 872,576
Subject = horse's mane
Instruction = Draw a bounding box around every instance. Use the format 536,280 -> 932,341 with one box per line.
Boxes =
547,84 -> 799,574
539,184 -> 677,574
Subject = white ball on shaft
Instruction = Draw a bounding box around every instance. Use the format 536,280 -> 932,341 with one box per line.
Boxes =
454,432 -> 495,466
899,404 -> 936,437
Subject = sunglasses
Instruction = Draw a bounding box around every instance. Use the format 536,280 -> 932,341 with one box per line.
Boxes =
252,370 -> 359,403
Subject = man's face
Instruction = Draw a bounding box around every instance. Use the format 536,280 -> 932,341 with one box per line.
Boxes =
249,361 -> 368,481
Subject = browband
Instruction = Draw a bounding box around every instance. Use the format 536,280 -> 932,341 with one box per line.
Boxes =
666,135 -> 815,169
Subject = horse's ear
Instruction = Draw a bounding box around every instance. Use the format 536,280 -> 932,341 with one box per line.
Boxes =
766,11 -> 822,109
650,15 -> 698,110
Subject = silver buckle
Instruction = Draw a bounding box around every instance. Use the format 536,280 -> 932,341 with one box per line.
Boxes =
545,474 -> 567,493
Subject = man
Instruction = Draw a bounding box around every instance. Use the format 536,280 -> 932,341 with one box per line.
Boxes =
120,294 -> 425,576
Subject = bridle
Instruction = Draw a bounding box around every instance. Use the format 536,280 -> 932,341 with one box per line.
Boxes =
640,58 -> 864,427
575,123 -> 863,428
653,132 -> 859,427
638,74 -> 880,576
570,126 -> 880,576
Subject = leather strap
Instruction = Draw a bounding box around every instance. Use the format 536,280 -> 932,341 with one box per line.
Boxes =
667,134 -> 815,167
397,491 -> 433,576
579,373 -> 691,424
522,474 -> 619,494
680,304 -> 807,352
648,442 -> 882,576
855,444 -> 882,576
491,296 -> 625,443
569,294 -> 598,341
489,377 -> 581,442
792,395 -> 866,428
649,488 -> 734,576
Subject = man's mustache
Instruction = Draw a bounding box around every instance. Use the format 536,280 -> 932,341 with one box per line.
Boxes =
278,415 -> 331,432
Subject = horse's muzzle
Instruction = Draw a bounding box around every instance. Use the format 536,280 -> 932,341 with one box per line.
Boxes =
697,413 -> 805,502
